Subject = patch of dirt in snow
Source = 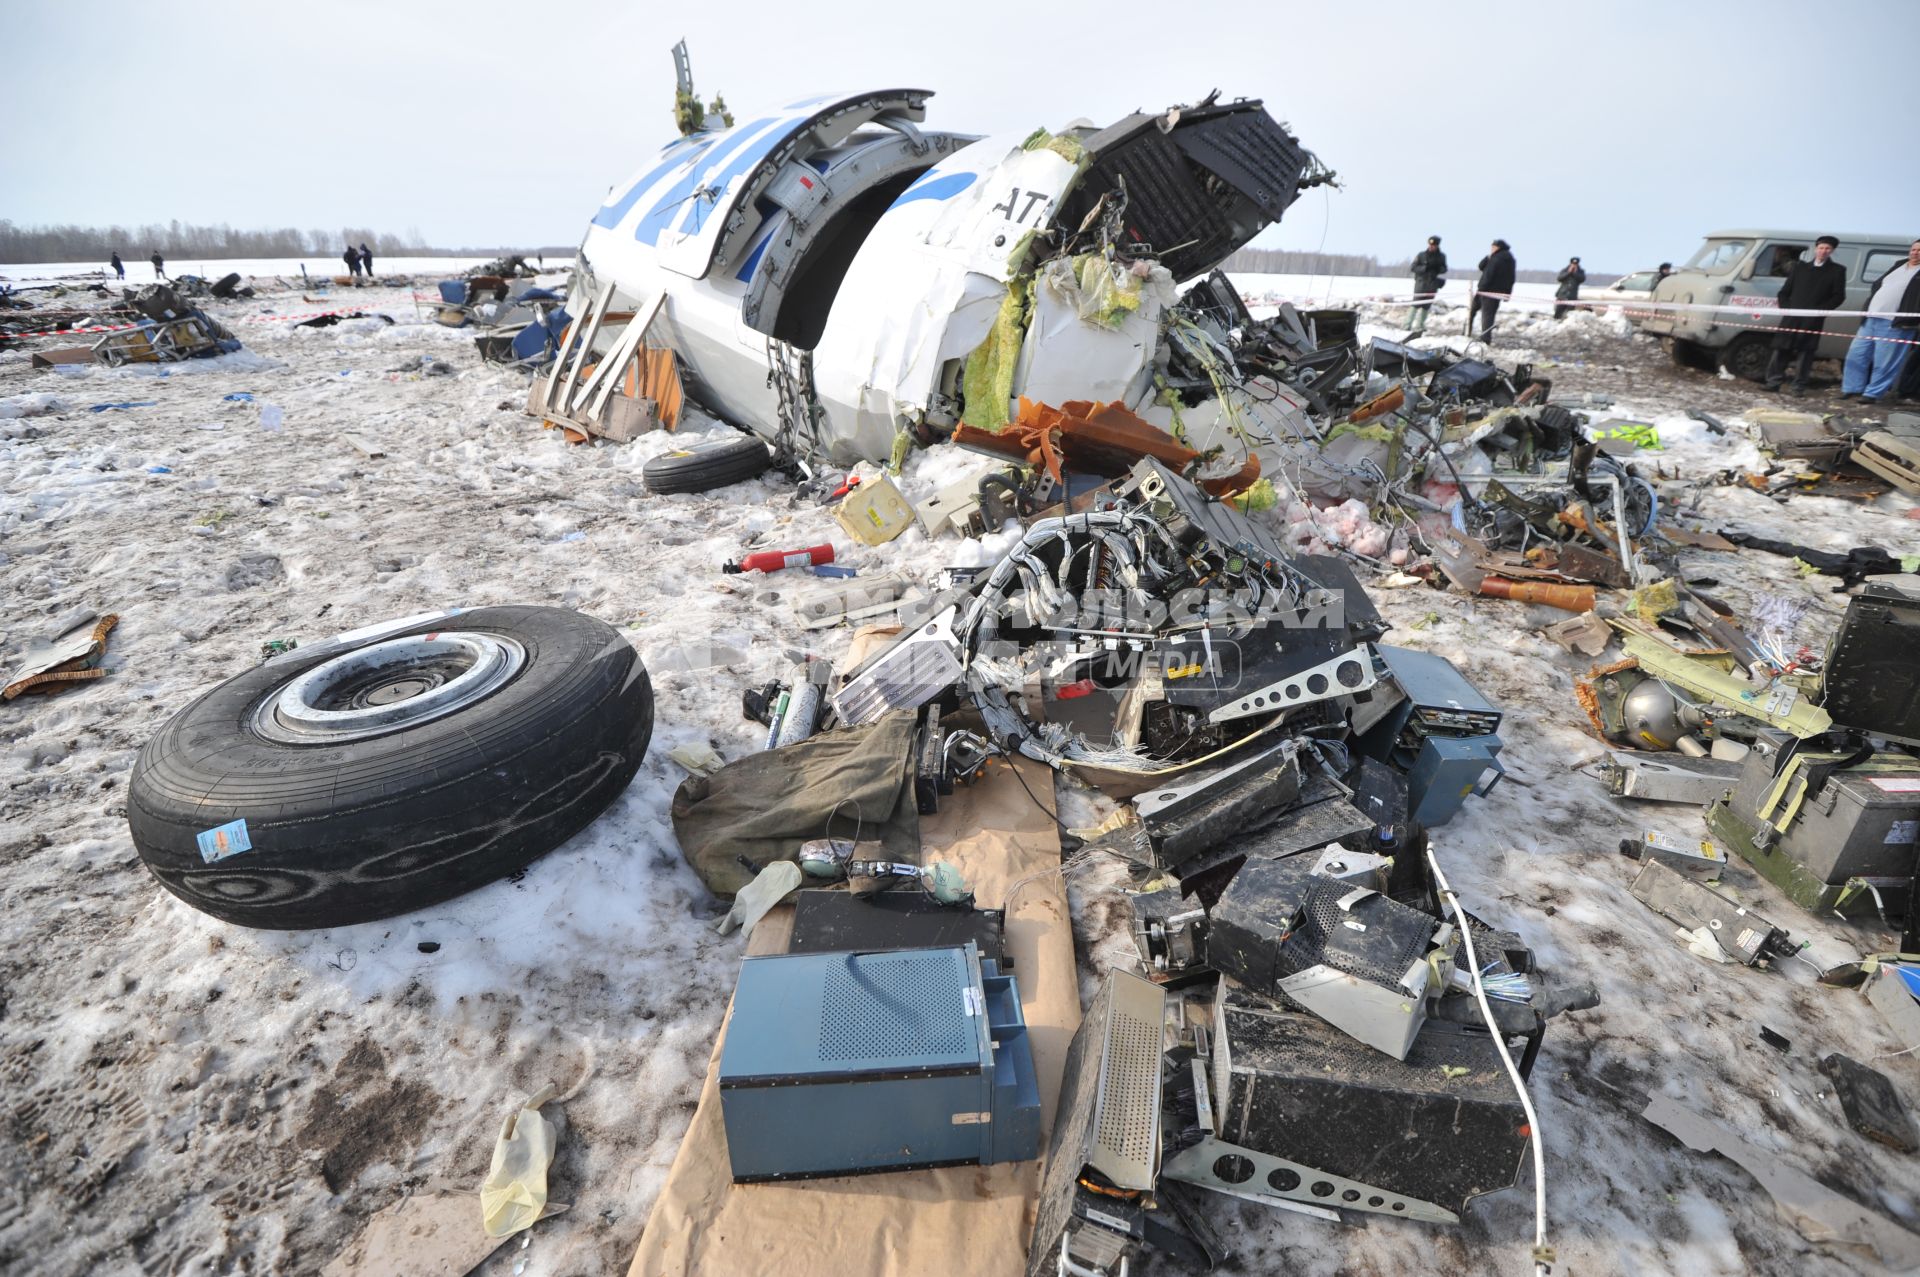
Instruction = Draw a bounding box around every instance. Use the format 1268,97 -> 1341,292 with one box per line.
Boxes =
1,279 -> 1917,1277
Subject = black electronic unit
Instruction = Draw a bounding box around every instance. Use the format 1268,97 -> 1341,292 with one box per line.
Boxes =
1213,994 -> 1531,1218
786,889 -> 1007,967
1173,769 -> 1373,907
1820,583 -> 1920,746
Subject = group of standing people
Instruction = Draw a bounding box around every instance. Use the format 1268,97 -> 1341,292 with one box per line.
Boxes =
1412,240 -> 1674,338
1408,236 -> 1520,341
111,244 -> 388,289
1406,229 -> 1916,400
107,251 -> 165,281
343,242 -> 377,283
1766,235 -> 1919,403
1842,238 -> 1920,403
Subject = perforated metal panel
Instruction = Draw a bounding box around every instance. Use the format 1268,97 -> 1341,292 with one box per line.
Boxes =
818,951 -> 969,1060
1026,968 -> 1166,1277
1095,1008 -> 1162,1168
720,945 -> 980,1083
1278,878 -> 1434,987
1087,970 -> 1167,1191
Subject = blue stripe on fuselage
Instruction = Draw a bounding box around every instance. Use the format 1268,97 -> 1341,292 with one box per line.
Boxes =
631,117 -> 788,245
887,170 -> 976,209
590,138 -> 714,231
672,118 -> 805,238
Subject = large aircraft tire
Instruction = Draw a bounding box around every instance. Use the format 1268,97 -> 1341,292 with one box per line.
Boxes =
127,605 -> 653,929
642,436 -> 775,494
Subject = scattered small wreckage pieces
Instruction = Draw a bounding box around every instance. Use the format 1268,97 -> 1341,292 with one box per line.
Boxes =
1642,1093 -> 1920,1271
465,253 -> 539,279
1627,858 -> 1795,967
1029,847 -> 1592,1273
1430,535 -> 1596,613
28,345 -> 97,368
1586,628 -> 1833,743
954,397 -> 1260,497
833,472 -> 916,545
89,282 -> 244,366
296,311 -> 392,329
209,271 -> 249,299
1618,829 -> 1730,877
3,611 -> 117,700
125,606 -> 654,928
321,1194 -> 569,1277
1689,586 -> 1920,916
1854,413 -> 1920,496
524,289 -> 684,444
1593,751 -> 1742,806
1542,610 -> 1611,656
1820,1053 -> 1919,1153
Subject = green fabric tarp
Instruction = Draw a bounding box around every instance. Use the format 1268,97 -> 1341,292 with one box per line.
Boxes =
669,712 -> 920,897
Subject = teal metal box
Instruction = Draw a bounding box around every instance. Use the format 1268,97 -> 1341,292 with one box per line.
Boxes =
718,942 -> 1041,1181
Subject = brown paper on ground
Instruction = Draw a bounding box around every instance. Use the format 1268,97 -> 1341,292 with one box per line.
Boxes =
628,754 -> 1078,1277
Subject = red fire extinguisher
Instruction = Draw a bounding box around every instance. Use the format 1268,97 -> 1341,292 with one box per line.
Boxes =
724,543 -> 835,575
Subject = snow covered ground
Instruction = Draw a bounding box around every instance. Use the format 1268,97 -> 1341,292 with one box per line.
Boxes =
1,272 -> 1918,1277
0,257 -> 571,286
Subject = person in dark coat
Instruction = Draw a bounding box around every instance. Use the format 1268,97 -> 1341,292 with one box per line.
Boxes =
1654,262 -> 1673,288
1409,236 -> 1447,334
344,246 -> 362,283
110,251 -> 124,280
1474,240 -> 1515,340
1554,257 -> 1587,319
359,243 -> 375,279
1764,235 -> 1847,393
150,250 -> 166,280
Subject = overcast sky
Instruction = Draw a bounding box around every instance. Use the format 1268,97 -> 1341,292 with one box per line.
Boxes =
6,0 -> 1916,271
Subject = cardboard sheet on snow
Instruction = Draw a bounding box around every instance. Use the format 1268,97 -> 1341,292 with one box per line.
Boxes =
628,756 -> 1078,1277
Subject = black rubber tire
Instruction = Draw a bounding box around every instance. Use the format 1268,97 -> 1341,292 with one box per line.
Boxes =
1720,333 -> 1771,382
642,435 -> 774,494
127,605 -> 653,929
1669,338 -> 1715,372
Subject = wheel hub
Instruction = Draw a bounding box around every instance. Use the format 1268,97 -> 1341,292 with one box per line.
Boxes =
253,632 -> 525,744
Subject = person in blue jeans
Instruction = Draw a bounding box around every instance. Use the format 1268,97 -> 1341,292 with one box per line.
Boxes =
1843,239 -> 1920,404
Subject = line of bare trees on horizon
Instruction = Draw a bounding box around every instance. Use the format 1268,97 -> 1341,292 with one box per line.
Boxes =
0,220 -> 572,265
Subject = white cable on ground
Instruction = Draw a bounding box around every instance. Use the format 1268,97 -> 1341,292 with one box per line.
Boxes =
1426,842 -> 1554,1276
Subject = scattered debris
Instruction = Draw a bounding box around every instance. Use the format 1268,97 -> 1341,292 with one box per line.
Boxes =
1627,859 -> 1794,967
4,612 -> 117,700
1643,1094 -> 1920,1270
1819,1053 -> 1919,1153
